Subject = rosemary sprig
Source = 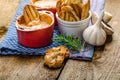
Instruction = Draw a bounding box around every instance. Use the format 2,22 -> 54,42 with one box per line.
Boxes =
54,34 -> 84,51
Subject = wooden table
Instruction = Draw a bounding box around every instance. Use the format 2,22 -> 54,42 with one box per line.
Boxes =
0,0 -> 120,80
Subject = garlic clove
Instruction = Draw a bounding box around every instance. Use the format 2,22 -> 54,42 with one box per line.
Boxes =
101,22 -> 114,35
96,29 -> 106,46
103,11 -> 112,23
86,28 -> 97,45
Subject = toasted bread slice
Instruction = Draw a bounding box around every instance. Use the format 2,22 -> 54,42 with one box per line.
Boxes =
62,5 -> 80,21
56,0 -> 62,15
23,9 -> 30,24
66,0 -> 82,4
30,0 -> 37,4
70,3 -> 82,20
81,0 -> 90,20
23,5 -> 40,24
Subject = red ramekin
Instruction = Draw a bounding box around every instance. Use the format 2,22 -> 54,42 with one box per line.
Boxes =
15,11 -> 55,48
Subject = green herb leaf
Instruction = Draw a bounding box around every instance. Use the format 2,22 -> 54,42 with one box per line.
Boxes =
54,34 -> 85,51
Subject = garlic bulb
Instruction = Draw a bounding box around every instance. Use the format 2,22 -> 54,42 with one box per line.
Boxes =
83,10 -> 106,46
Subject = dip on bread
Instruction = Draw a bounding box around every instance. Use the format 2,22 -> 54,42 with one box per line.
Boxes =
16,5 -> 53,31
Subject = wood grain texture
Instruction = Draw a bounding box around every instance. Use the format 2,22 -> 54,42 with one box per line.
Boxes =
0,55 -> 61,80
0,0 -> 20,27
58,0 -> 120,80
104,0 -> 120,41
59,41 -> 120,80
0,0 -> 120,80
0,0 -> 20,40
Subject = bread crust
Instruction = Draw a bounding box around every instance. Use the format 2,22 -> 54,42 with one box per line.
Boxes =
56,0 -> 90,21
44,46 -> 70,68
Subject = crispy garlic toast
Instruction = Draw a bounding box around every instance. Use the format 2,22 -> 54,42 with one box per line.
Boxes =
44,46 -> 70,68
56,0 -> 90,21
81,0 -> 90,20
23,5 -> 40,24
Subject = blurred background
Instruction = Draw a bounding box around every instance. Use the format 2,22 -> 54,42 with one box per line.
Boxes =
0,0 -> 20,40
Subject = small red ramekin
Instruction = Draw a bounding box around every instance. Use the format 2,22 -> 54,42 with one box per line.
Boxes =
30,0 -> 58,25
15,11 -> 54,48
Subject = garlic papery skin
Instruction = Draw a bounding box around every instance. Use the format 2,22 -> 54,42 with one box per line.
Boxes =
83,10 -> 106,46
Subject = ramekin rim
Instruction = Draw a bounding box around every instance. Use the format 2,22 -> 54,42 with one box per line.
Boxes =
15,11 -> 54,32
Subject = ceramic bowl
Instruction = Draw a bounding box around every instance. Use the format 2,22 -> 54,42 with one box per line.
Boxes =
16,11 -> 54,48
56,11 -> 92,38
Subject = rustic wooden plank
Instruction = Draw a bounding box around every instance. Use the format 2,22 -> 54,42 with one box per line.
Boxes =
0,0 -> 120,80
58,0 -> 120,80
0,0 -> 61,80
59,41 -> 120,80
104,0 -> 120,41
0,56 -> 61,80
0,0 -> 20,40
0,0 -> 20,27
0,55 -> 60,80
